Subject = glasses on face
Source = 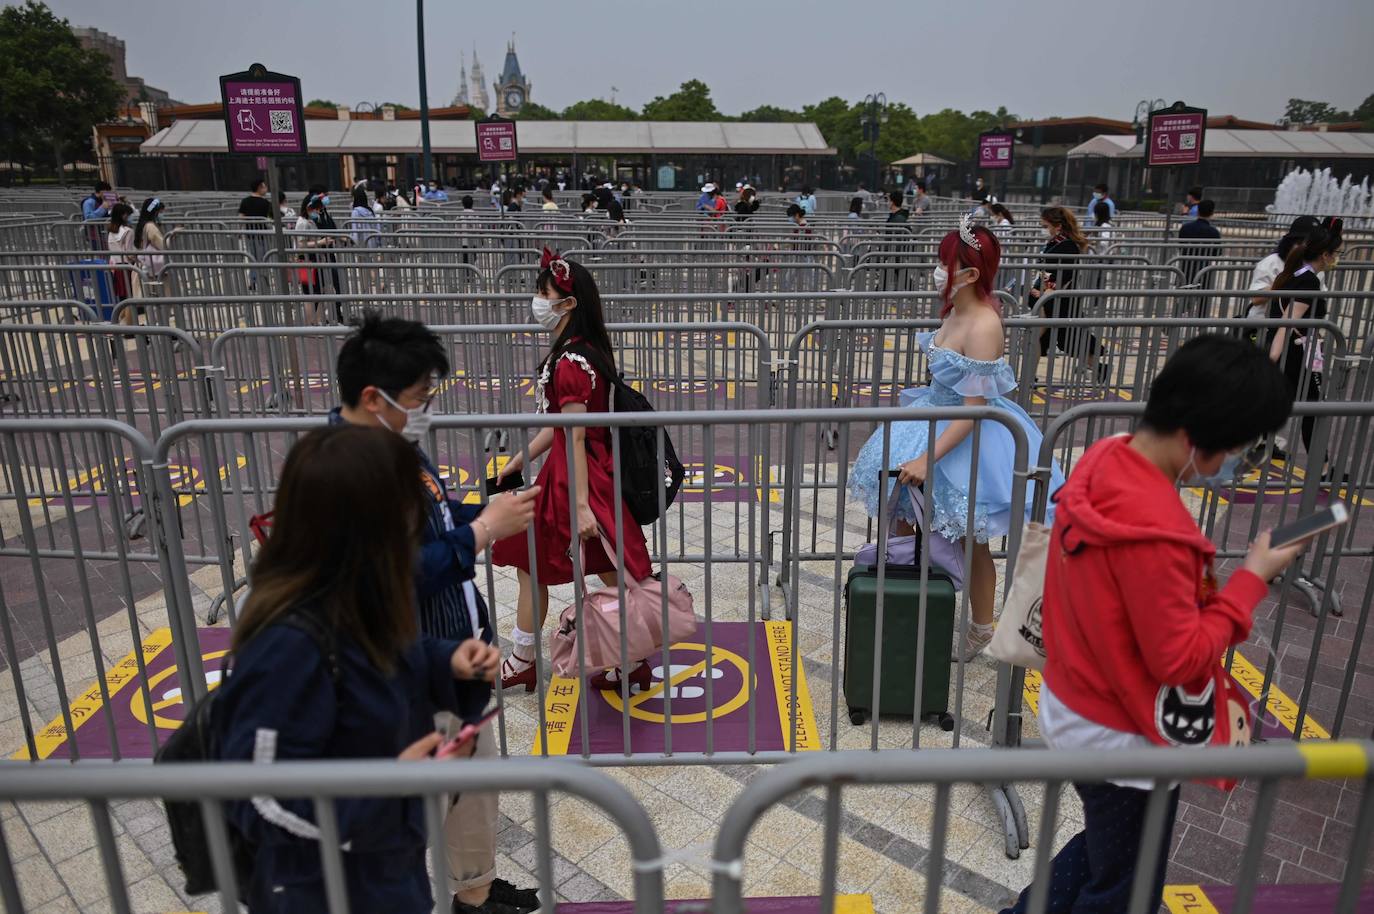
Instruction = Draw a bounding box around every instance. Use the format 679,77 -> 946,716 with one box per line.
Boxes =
390,386 -> 440,411
1230,438 -> 1269,475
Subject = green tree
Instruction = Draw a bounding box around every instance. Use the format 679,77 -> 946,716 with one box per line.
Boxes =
1352,93 -> 1374,129
512,102 -> 559,120
379,101 -> 414,112
0,1 -> 123,177
307,98 -> 339,110
561,98 -> 638,120
642,79 -> 721,121
1284,98 -> 1351,125
738,104 -> 805,123
802,96 -> 861,160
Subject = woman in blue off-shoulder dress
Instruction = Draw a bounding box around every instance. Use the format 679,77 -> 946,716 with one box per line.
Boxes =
850,219 -> 1065,661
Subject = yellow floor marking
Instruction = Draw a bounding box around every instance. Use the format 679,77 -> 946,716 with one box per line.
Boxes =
10,629 -> 174,760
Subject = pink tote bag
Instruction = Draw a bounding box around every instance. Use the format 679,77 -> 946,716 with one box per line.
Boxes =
550,532 -> 697,677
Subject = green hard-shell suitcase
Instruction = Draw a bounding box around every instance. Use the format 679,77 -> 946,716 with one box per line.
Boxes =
843,561 -> 957,730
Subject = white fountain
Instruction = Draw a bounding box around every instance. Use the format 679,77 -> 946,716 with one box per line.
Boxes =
1268,167 -> 1374,229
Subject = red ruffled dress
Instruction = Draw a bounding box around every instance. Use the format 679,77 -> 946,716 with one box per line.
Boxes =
491,347 -> 652,585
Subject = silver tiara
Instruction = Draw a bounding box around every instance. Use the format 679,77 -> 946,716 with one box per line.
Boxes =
958,213 -> 982,251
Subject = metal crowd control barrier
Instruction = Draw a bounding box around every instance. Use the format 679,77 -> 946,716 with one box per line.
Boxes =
161,259 -> 486,301
0,262 -> 142,308
0,418 -> 199,763
710,743 -> 1374,914
144,408 -> 1025,766
206,321 -> 770,425
496,261 -> 837,295
0,299 -> 97,325
0,324 -> 206,432
0,758 -> 666,914
774,315 -> 1347,587
1004,399 -> 1374,748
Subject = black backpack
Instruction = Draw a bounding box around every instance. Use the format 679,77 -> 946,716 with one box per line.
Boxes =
565,344 -> 685,526
156,609 -> 339,898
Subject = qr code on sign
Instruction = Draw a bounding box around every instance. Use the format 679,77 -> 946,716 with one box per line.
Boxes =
270,110 -> 294,134
1180,134 -> 1196,150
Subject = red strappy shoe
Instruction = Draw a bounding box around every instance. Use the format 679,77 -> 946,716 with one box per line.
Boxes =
588,661 -> 652,692
500,655 -> 537,693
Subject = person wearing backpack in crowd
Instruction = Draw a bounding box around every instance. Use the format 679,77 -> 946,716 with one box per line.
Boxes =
1002,335 -> 1303,914
331,313 -> 542,914
211,424 -> 504,914
492,252 -> 654,693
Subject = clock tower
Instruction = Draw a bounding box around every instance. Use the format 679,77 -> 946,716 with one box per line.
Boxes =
493,38 -> 531,117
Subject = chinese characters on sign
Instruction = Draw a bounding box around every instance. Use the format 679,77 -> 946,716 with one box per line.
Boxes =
977,132 -> 1014,171
1147,106 -> 1206,167
220,66 -> 307,155
476,119 -> 518,163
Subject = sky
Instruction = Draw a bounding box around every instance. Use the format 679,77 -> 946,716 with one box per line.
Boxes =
41,0 -> 1374,123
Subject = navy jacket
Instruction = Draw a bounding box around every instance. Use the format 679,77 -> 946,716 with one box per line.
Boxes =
212,622 -> 491,913
1179,218 -> 1221,242
329,409 -> 492,644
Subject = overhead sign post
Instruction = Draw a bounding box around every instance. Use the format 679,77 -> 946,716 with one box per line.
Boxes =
1146,101 -> 1206,167
220,63 -> 306,294
476,115 -> 518,185
1146,101 -> 1207,239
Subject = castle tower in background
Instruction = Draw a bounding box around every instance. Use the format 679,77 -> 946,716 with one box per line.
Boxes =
469,47 -> 490,112
494,37 -> 531,117
452,50 -> 470,107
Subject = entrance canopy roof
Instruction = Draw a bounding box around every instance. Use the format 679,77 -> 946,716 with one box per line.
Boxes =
141,120 -> 837,156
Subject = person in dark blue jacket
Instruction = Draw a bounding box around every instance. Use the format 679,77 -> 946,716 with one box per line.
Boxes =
332,312 -> 541,914
212,425 -> 503,914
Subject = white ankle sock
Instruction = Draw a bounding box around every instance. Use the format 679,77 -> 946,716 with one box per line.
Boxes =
512,626 -> 536,662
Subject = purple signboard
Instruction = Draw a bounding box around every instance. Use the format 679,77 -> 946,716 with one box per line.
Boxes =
1147,105 -> 1206,167
219,64 -> 307,156
977,131 -> 1014,170
476,119 -> 518,162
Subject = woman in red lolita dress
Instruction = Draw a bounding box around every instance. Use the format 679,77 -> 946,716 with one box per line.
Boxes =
493,253 -> 652,693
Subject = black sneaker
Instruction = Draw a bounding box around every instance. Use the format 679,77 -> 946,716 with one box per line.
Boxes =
490,878 -> 541,912
452,897 -> 525,914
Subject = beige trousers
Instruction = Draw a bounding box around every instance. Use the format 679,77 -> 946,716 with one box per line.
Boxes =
444,717 -> 499,894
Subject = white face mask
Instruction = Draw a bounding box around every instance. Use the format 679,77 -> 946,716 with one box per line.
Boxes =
1092,192 -> 1103,200
932,264 -> 972,298
377,389 -> 433,444
531,295 -> 567,331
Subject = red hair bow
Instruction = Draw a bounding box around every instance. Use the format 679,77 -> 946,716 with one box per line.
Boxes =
540,247 -> 574,294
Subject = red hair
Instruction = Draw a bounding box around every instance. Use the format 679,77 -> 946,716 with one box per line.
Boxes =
936,226 -> 1001,318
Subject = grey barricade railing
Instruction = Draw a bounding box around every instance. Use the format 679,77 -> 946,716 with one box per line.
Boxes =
1008,399 -> 1374,754
0,324 -> 207,434
205,321 -> 772,426
0,262 -> 142,310
0,758 -> 666,914
0,299 -> 97,325
774,315 -> 1347,588
0,418 -> 199,764
160,260 -> 487,303
144,408 -> 1015,768
495,261 -> 838,295
710,743 -> 1374,914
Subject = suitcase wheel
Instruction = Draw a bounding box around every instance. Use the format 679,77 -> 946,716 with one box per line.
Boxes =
937,712 -> 954,732
848,708 -> 870,726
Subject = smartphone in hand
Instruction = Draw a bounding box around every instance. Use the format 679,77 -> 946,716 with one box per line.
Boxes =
485,471 -> 524,496
435,706 -> 503,759
1269,503 -> 1349,549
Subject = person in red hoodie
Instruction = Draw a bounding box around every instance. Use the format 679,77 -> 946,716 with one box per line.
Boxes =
1003,334 -> 1306,914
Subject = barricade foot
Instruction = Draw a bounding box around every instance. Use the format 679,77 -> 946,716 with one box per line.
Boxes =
205,576 -> 248,625
988,783 -> 1031,859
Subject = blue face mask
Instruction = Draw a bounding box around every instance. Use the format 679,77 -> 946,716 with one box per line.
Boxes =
1181,442 -> 1261,489
321,195 -> 331,207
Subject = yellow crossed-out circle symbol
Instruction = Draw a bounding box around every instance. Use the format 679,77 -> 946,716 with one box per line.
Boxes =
600,643 -> 752,724
129,650 -> 228,729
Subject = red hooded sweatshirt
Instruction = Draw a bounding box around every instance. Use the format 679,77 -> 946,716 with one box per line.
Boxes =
1042,435 -> 1269,746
